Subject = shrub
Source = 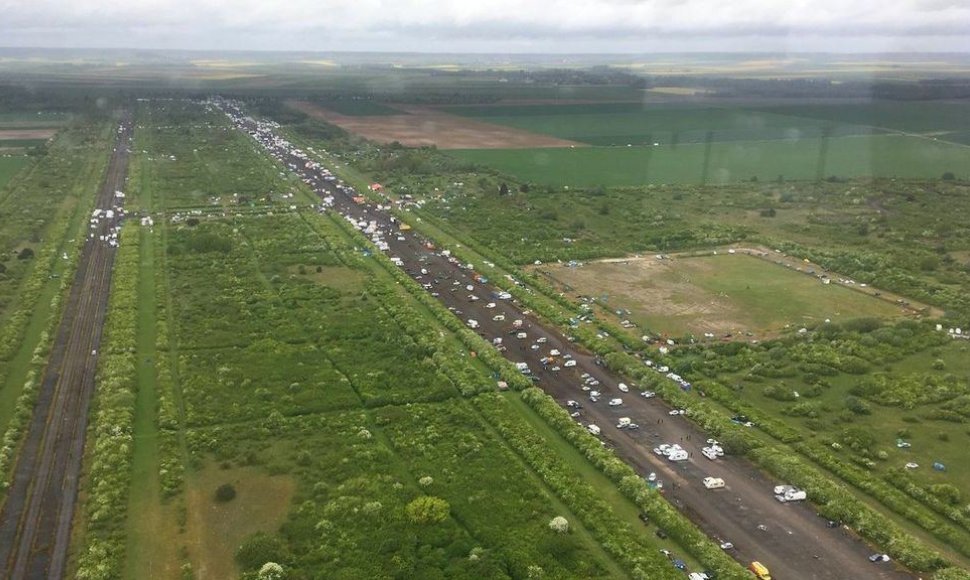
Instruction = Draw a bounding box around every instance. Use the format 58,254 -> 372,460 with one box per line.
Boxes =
215,483 -> 237,503
236,532 -> 285,571
405,496 -> 450,524
548,516 -> 569,534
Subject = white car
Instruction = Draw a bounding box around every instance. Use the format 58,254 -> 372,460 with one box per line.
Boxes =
536,337 -> 548,344
668,409 -> 685,415
549,349 -> 561,356
563,359 -> 577,367
492,314 -> 505,321
640,391 -> 656,398
485,302 -> 496,309
608,398 -> 623,407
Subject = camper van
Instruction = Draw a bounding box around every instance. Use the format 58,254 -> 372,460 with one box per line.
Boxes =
667,449 -> 689,462
703,477 -> 725,489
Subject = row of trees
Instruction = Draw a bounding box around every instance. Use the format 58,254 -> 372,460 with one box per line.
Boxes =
75,226 -> 140,580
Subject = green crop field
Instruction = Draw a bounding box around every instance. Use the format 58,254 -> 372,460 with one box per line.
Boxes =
542,253 -> 908,339
444,103 -> 877,146
0,111 -> 71,128
450,134 -> 970,187
0,156 -> 28,188
0,139 -> 47,149
754,102 -> 970,136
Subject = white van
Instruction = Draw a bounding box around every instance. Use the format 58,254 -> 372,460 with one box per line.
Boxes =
703,477 -> 725,489
667,449 -> 689,462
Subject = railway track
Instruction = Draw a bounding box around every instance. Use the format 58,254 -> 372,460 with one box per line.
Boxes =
0,114 -> 132,580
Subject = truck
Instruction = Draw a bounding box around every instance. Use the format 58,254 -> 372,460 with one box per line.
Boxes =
703,477 -> 725,489
774,485 -> 807,502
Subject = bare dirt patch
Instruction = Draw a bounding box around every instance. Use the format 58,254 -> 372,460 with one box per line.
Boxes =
288,100 -> 586,149
538,249 -> 922,340
0,129 -> 57,140
185,463 -> 296,580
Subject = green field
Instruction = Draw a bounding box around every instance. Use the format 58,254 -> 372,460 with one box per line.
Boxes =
755,102 -> 970,136
450,134 -> 970,186
0,156 -> 29,188
0,111 -> 71,128
445,103 -> 877,146
0,139 -> 47,149
544,253 -> 907,338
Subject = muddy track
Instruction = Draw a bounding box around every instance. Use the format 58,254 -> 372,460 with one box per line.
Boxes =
0,114 -> 132,580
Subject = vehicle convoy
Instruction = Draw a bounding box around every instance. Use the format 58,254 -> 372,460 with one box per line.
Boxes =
217,99 -> 920,580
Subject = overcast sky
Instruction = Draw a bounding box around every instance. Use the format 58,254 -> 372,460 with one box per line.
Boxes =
1,0 -> 968,53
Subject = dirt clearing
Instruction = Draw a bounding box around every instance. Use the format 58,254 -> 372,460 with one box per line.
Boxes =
287,100 -> 586,149
539,251 -> 914,340
0,129 -> 57,140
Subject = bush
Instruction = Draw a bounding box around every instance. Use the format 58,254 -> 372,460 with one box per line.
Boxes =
215,483 -> 237,503
548,516 -> 569,534
405,496 -> 450,524
236,532 -> 285,571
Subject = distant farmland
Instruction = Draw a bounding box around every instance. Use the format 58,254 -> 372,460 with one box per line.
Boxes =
442,101 -> 970,186
443,103 -> 879,146
449,134 -> 970,187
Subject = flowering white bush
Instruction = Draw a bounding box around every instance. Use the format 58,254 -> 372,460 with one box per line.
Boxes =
548,516 -> 569,534
258,562 -> 285,580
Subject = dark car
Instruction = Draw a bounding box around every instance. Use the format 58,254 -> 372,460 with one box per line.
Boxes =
655,529 -> 668,539
638,513 -> 650,525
